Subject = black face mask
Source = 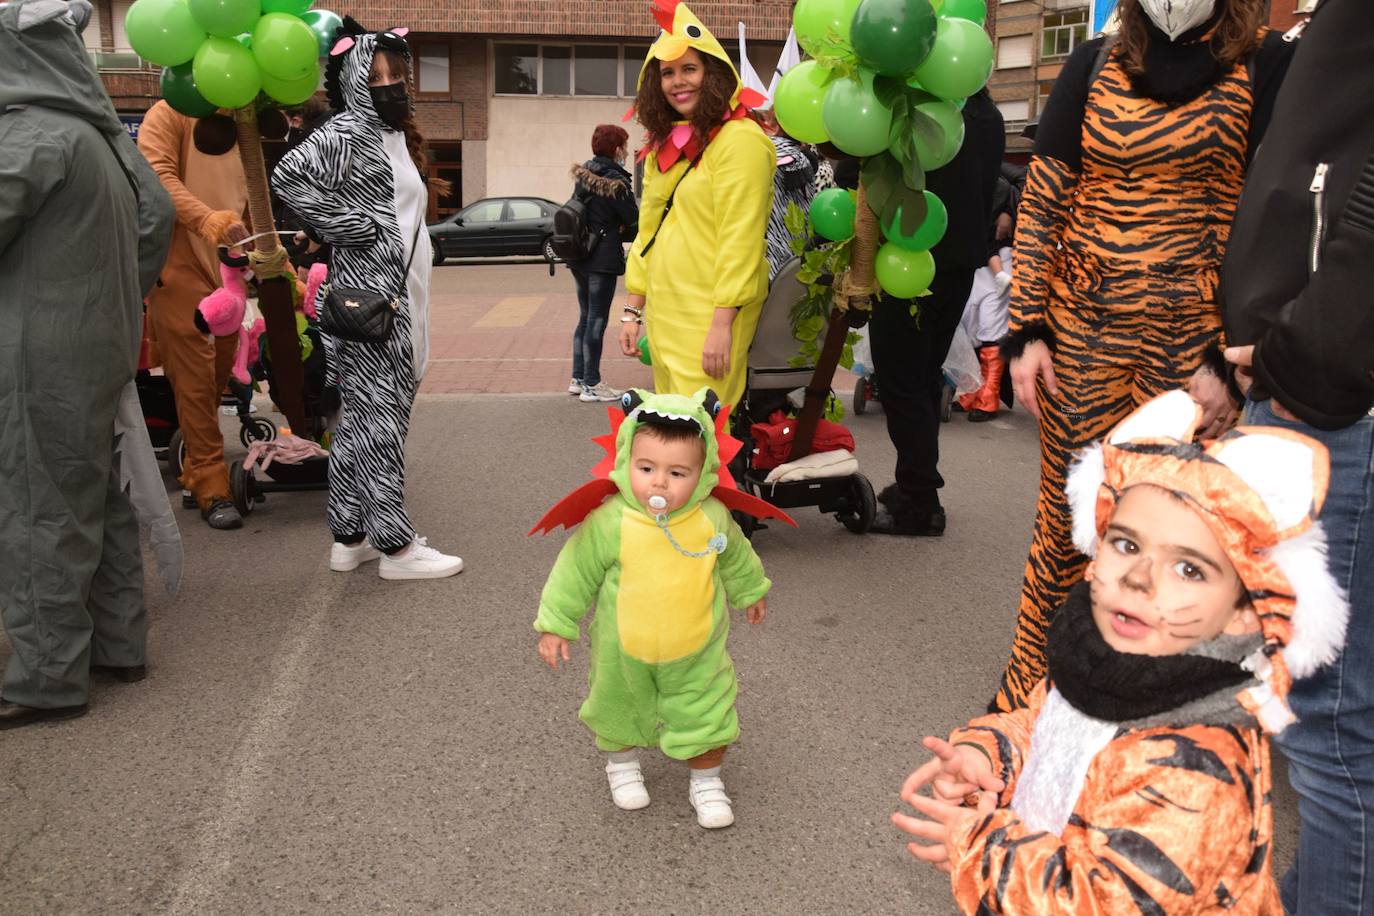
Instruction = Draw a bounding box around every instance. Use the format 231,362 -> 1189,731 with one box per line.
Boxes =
368,82 -> 408,129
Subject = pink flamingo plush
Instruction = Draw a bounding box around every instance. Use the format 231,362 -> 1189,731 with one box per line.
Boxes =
302,262 -> 327,320
195,262 -> 253,384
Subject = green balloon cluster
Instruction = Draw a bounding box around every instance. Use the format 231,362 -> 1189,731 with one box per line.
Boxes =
778,0 -> 994,298
126,0 -> 337,113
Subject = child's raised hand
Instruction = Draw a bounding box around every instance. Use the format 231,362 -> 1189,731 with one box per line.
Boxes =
745,597 -> 767,624
902,736 -> 1004,807
891,786 -> 996,874
537,633 -> 570,670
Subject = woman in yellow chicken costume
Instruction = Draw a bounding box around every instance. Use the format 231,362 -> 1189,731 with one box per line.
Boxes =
618,0 -> 775,410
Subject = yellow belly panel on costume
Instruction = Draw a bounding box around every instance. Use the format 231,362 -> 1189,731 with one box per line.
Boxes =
617,505 -> 717,664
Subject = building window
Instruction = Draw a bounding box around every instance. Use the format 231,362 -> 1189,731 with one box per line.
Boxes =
494,42 -> 661,97
996,35 -> 1034,69
997,99 -> 1030,123
493,43 -> 538,94
575,45 -> 619,96
623,46 -> 650,98
417,43 -> 450,94
1036,80 -> 1055,117
1041,10 -> 1088,60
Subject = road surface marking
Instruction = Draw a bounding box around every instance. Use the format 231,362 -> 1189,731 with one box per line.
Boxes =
473,296 -> 543,328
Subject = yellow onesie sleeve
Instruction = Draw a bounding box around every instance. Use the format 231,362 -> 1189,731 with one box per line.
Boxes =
707,122 -> 775,310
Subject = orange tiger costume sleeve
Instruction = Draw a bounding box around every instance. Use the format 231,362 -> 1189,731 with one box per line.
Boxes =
1007,156 -> 1078,337
947,722 -> 1279,914
949,680 -> 1046,800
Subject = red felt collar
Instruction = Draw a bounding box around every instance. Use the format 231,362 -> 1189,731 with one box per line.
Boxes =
636,104 -> 753,171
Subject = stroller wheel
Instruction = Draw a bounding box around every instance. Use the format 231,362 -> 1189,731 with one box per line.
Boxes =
731,509 -> 759,541
239,417 -> 277,448
839,473 -> 876,534
166,429 -> 186,481
853,377 -> 867,415
230,462 -> 257,516
940,383 -> 954,423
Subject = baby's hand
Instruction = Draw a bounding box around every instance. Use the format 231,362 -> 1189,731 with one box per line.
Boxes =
745,597 -> 766,624
902,736 -> 1003,807
538,633 -> 570,670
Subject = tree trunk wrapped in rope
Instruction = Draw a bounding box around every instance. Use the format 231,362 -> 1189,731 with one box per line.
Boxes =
233,106 -> 307,435
787,183 -> 878,462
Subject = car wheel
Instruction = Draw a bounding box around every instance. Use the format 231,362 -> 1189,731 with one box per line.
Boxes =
542,236 -> 558,262
431,238 -> 444,266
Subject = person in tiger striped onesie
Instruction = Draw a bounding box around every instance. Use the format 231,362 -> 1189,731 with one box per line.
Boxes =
990,0 -> 1295,712
273,19 -> 462,580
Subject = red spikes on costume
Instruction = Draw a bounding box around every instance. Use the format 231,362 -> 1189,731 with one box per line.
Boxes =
589,407 -> 626,480
737,87 -> 768,110
651,0 -> 680,33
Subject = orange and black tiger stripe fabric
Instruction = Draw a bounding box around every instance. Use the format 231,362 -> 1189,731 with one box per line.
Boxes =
992,48 -> 1258,712
948,682 -> 1282,913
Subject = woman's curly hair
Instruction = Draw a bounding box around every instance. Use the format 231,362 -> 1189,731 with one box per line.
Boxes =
1115,0 -> 1267,76
634,51 -> 738,148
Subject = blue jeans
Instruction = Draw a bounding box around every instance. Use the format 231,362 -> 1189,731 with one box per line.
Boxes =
571,269 -> 617,387
1246,397 -> 1374,915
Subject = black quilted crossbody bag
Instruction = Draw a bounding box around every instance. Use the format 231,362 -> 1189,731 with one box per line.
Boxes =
319,222 -> 422,343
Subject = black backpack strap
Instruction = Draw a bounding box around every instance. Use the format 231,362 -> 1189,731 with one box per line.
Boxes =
1087,35 -> 1116,90
637,151 -> 703,258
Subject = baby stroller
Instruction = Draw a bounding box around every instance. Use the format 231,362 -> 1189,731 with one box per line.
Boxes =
136,369 -> 277,485
729,255 -> 876,537
224,244 -> 338,518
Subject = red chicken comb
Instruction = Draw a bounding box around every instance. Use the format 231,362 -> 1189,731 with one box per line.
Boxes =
651,0 -> 679,33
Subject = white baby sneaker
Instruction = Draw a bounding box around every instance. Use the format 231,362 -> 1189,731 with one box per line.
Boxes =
688,775 -> 734,829
329,539 -> 382,571
378,537 -> 464,580
606,758 -> 651,810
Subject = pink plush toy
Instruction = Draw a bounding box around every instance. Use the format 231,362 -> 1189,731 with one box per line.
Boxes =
302,262 -> 327,321
195,262 -> 253,384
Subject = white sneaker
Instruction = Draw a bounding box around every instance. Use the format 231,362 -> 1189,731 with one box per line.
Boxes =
568,378 -> 583,395
378,537 -> 464,580
688,776 -> 734,828
580,382 -> 621,402
330,538 -> 382,571
605,758 -> 651,811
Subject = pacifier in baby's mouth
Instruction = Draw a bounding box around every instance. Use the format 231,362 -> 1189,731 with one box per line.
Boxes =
648,495 -> 668,512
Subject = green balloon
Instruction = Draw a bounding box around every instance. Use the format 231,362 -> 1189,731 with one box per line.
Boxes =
125,0 -> 206,67
260,0 -> 311,14
638,336 -> 652,366
938,0 -> 986,25
793,0 -> 861,54
160,62 -> 218,117
911,17 -> 993,101
192,36 -> 262,109
911,98 -> 964,170
252,12 -> 318,80
875,243 -> 936,298
883,191 -> 947,251
822,70 -> 893,158
261,61 -> 319,104
810,188 -> 857,242
773,60 -> 831,145
301,9 -> 342,57
850,0 -> 937,76
188,0 -> 259,38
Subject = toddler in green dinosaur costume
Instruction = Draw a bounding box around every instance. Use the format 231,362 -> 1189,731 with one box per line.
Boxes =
532,388 -> 780,829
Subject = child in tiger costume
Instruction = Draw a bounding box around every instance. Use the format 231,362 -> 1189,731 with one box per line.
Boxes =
991,0 -> 1295,712
893,390 -> 1348,913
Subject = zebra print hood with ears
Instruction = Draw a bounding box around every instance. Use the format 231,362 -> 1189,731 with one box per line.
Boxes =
271,21 -> 431,379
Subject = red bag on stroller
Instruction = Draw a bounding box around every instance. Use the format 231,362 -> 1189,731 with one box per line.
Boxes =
749,410 -> 855,471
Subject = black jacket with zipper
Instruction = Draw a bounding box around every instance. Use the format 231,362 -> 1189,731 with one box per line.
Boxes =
1220,0 -> 1374,429
567,156 -> 639,276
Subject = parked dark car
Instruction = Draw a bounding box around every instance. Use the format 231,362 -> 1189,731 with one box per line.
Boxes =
428,197 -> 561,264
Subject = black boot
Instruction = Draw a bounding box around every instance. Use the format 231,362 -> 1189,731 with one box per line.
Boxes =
870,486 -> 946,537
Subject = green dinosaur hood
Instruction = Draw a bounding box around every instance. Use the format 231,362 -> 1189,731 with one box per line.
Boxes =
609,387 -> 724,517
0,0 -> 125,138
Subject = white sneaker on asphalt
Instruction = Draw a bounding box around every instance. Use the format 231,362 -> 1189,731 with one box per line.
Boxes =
378,537 -> 464,580
568,378 -> 583,395
329,539 -> 382,571
688,776 -> 734,828
580,382 -> 621,402
606,759 -> 651,810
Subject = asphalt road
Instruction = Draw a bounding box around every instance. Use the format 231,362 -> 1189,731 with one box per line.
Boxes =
0,264 -> 1297,914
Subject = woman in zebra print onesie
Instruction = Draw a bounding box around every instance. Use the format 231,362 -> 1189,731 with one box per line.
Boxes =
991,0 -> 1294,711
273,21 -> 463,580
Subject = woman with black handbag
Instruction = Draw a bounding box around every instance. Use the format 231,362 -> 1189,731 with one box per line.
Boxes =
273,18 -> 462,580
565,124 -> 639,403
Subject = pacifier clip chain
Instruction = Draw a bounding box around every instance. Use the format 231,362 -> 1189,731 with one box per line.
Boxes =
648,496 -> 726,559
